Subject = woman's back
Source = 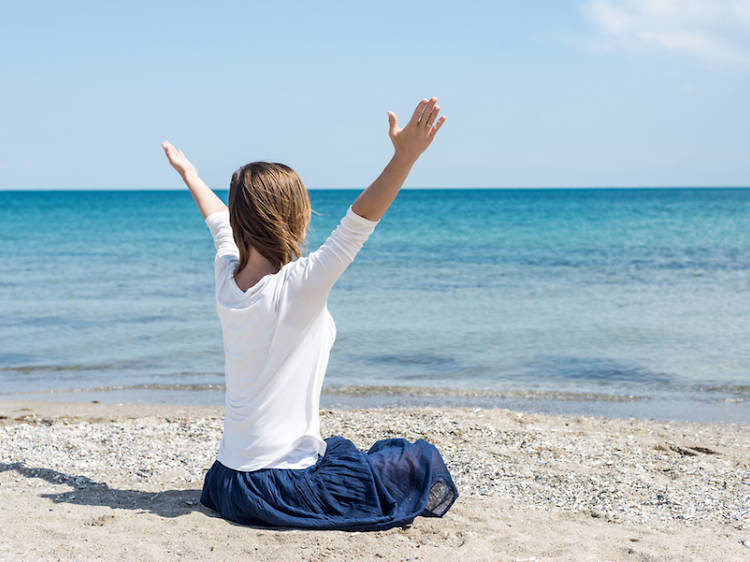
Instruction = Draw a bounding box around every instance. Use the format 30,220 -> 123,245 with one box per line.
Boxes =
205,206 -> 379,471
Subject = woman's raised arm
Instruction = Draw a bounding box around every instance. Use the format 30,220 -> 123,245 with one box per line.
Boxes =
161,141 -> 227,219
351,97 -> 446,222
280,97 -> 446,318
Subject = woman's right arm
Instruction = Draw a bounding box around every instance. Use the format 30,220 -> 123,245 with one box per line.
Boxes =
351,96 -> 446,221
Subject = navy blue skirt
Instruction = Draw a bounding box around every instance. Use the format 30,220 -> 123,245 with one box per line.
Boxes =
200,435 -> 459,531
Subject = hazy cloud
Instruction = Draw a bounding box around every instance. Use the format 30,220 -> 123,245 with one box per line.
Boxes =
584,0 -> 750,64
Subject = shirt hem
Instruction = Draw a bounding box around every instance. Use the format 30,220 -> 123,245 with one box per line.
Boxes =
218,438 -> 326,472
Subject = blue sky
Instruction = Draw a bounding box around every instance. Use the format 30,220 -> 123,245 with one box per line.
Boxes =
1,0 -> 748,189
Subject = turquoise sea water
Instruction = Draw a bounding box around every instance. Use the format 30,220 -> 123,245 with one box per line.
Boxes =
1,188 -> 748,422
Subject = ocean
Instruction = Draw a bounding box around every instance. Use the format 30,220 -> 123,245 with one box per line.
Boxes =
1,188 -> 748,422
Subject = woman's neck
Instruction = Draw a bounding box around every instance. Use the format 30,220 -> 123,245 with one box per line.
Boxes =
234,247 -> 279,292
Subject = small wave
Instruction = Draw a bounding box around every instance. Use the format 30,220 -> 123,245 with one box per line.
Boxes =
2,382 -> 644,402
702,384 -> 750,397
3,383 -> 226,394
322,384 -> 646,403
0,363 -> 137,373
4,382 -> 745,405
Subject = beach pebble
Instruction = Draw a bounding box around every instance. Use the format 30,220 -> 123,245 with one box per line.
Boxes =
742,539 -> 750,548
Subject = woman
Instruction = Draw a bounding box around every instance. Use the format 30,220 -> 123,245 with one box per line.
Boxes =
161,97 -> 457,531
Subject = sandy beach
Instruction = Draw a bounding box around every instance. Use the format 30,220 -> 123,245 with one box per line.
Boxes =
1,400 -> 748,561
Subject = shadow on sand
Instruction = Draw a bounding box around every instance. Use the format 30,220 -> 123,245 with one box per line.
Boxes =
0,462 -> 344,531
1,461 -> 210,519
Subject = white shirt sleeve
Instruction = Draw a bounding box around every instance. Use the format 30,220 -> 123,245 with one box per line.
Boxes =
205,210 -> 241,288
284,205 -> 379,311
205,210 -> 240,259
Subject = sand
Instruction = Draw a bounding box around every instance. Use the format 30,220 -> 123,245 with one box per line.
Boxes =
1,400 -> 748,561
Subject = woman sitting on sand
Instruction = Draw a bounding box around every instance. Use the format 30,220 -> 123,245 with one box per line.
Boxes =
161,97 -> 457,531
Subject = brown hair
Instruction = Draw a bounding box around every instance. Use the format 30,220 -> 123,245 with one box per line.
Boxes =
227,162 -> 311,275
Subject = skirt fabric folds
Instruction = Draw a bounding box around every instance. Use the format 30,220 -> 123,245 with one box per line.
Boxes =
200,435 -> 459,531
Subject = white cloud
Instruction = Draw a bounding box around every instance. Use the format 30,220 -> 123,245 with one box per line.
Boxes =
583,0 -> 750,64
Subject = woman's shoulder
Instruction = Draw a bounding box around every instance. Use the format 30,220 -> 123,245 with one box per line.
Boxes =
213,253 -> 239,290
215,252 -> 239,272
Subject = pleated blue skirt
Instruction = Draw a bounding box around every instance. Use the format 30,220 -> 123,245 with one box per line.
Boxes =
200,435 -> 459,531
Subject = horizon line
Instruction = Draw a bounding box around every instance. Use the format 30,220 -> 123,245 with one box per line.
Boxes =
1,186 -> 749,192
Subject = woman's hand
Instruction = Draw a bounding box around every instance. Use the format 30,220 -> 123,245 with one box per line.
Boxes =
387,97 -> 446,162
161,140 -> 197,178
160,140 -> 227,218
350,97 -> 447,221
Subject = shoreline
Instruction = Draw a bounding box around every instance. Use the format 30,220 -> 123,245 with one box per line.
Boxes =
2,379 -> 748,424
1,400 -> 749,560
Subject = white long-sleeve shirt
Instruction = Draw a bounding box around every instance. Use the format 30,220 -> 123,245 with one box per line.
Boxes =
204,205 -> 379,471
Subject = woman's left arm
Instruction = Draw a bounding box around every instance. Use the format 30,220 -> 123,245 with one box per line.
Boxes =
161,141 -> 227,219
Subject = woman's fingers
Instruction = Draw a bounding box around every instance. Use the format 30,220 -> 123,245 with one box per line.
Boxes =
419,97 -> 437,128
161,141 -> 186,169
429,115 -> 446,137
162,141 -> 174,158
425,104 -> 440,129
409,99 -> 429,125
